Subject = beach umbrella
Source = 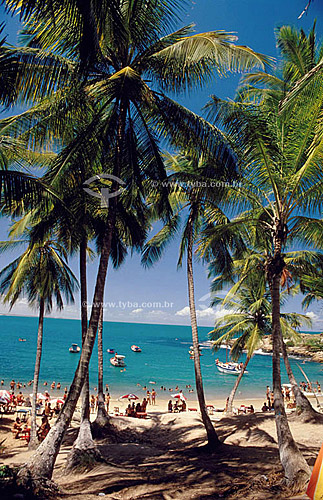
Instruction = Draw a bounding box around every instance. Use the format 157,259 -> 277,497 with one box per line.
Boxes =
0,390 -> 10,401
29,393 -> 47,400
119,394 -> 139,401
49,398 -> 64,405
0,397 -> 8,404
172,393 -> 187,401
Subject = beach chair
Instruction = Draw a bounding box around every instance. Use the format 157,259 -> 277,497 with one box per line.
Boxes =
19,428 -> 30,444
206,405 -> 214,415
16,408 -> 31,422
136,412 -> 147,419
238,405 -> 247,414
113,407 -> 122,416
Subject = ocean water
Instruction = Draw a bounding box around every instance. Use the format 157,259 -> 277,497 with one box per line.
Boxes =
0,315 -> 322,403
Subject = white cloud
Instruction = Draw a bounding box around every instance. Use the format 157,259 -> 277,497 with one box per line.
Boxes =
196,307 -> 215,318
306,311 -> 319,321
147,310 -> 165,316
175,305 -> 231,321
175,306 -> 190,316
131,308 -> 144,314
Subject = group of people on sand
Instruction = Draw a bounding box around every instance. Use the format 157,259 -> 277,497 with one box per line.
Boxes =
90,393 -> 111,413
168,399 -> 186,412
11,414 -> 51,443
126,398 -> 148,417
262,384 -> 301,412
145,389 -> 156,405
300,380 -> 321,393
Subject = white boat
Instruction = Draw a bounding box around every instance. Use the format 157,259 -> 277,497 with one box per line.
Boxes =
131,345 -> 141,352
69,343 -> 80,353
110,354 -> 126,367
216,360 -> 248,376
189,347 -> 202,357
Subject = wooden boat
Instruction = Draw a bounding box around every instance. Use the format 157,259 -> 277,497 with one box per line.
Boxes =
216,360 -> 248,376
131,345 -> 141,352
69,343 -> 80,353
110,354 -> 126,367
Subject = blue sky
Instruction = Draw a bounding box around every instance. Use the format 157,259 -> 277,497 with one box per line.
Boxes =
0,0 -> 322,328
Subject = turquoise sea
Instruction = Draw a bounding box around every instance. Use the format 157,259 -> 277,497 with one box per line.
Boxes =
0,315 -> 322,402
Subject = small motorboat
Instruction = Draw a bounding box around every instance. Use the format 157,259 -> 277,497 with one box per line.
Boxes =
189,346 -> 202,357
110,354 -> 126,367
216,360 -> 248,376
131,345 -> 141,352
107,348 -> 115,354
18,338 -> 26,342
69,343 -> 80,353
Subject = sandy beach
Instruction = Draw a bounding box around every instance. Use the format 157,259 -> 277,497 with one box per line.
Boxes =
1,392 -> 322,499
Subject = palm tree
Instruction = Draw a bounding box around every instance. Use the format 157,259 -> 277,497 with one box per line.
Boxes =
95,304 -> 107,425
0,23 -> 18,107
142,151 -> 241,448
200,24 -> 323,486
7,0 -> 270,482
15,152 -> 148,464
0,239 -> 77,448
0,21 -> 67,209
210,277 -> 311,415
204,246 -> 322,417
210,277 -> 271,415
300,276 -> 323,308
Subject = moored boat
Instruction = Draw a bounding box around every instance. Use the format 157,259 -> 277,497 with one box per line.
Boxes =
69,343 -> 80,353
216,360 -> 248,375
107,348 -> 115,353
189,346 -> 202,358
110,354 -> 126,367
131,345 -> 141,352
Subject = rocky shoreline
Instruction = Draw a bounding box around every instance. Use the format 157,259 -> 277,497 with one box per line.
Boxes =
258,333 -> 323,363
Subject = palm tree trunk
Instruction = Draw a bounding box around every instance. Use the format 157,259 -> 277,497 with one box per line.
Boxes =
96,304 -> 108,418
79,234 -> 91,427
268,252 -> 310,487
187,214 -> 220,449
66,235 -> 102,470
92,304 -> 110,436
29,297 -> 45,449
226,356 -> 250,415
21,103 -> 127,481
281,338 -> 320,417
23,224 -> 114,479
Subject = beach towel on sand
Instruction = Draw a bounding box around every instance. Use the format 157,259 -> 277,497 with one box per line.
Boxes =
307,443 -> 323,500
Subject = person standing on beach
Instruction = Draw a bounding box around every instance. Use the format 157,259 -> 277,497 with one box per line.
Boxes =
90,395 -> 95,413
146,390 -> 151,404
10,380 -> 15,392
151,389 -> 156,405
105,393 -> 110,412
